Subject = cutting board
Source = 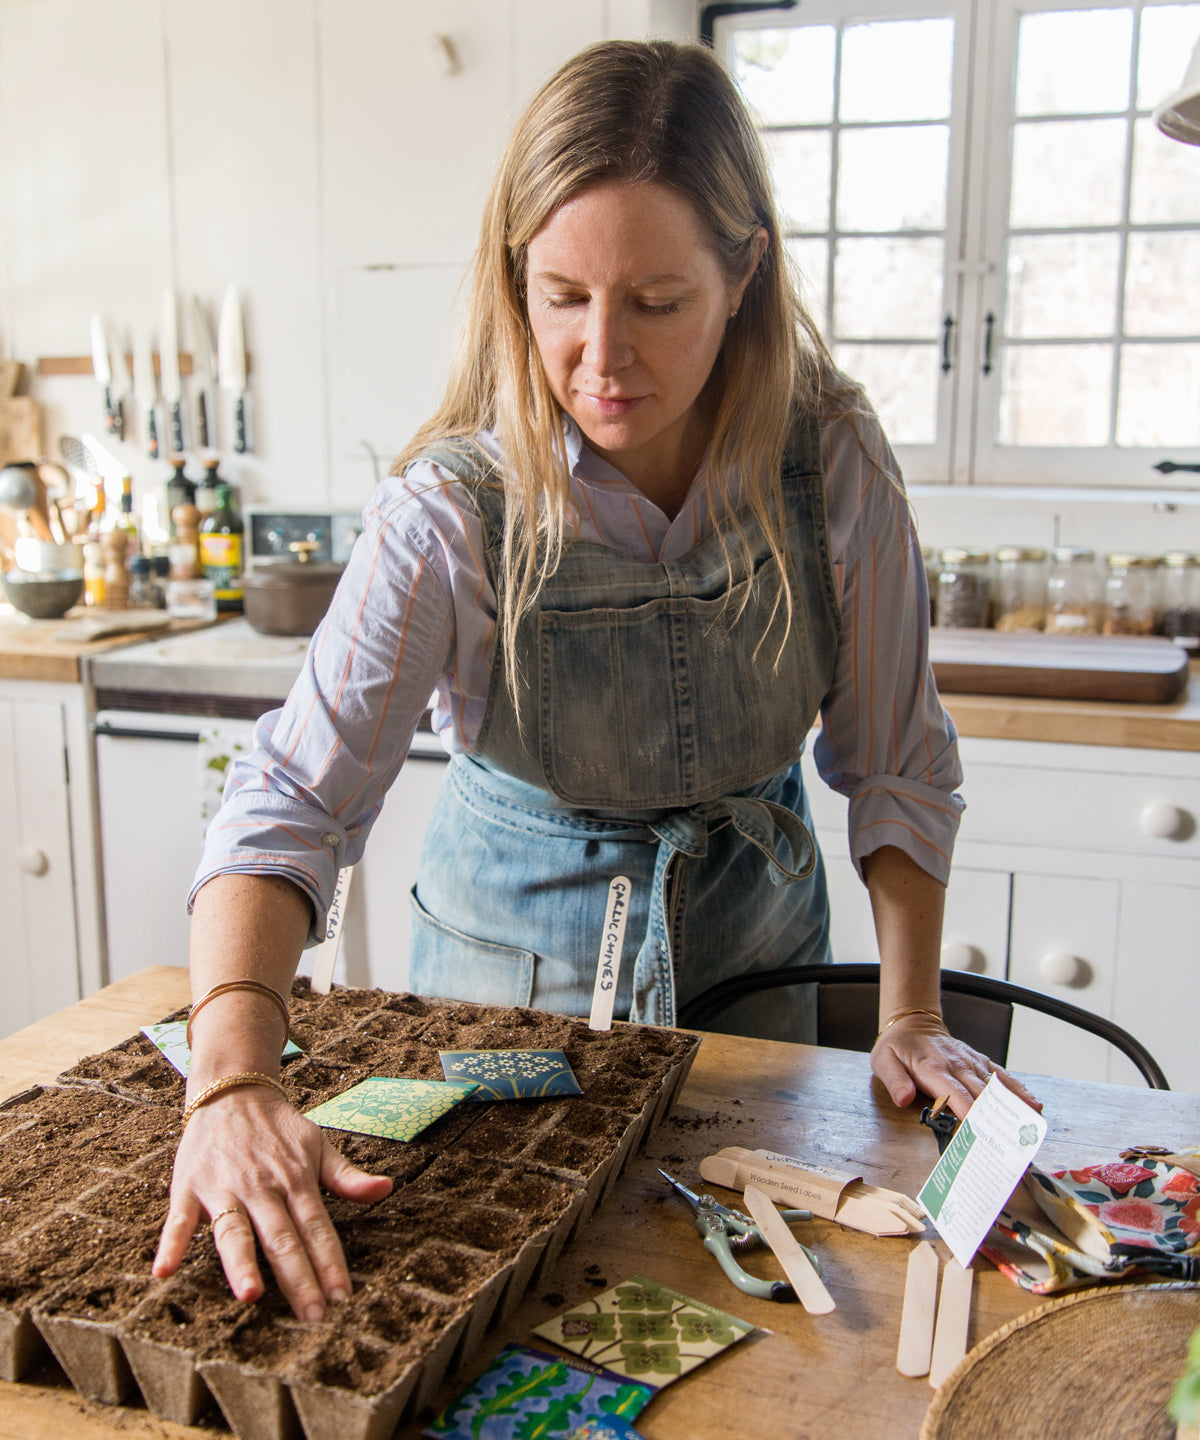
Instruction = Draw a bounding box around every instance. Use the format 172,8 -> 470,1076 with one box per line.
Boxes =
930,628 -> 1190,704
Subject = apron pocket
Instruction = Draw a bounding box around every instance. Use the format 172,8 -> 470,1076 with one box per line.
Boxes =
408,887 -> 535,1007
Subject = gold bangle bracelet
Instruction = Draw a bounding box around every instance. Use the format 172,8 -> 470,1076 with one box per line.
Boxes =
181,1072 -> 287,1129
875,1006 -> 946,1041
186,980 -> 291,1053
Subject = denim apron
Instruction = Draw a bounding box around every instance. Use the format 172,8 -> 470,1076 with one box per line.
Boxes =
408,414 -> 842,1040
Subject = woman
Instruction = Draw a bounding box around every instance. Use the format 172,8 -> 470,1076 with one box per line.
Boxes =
155,38 -> 1038,1323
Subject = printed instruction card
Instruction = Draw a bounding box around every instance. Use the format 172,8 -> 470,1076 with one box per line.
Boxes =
918,1074 -> 1048,1269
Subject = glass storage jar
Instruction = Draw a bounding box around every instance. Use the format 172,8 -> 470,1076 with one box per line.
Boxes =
1045,546 -> 1101,635
992,546 -> 1047,632
936,547 -> 990,628
1102,553 -> 1157,636
1159,552 -> 1200,653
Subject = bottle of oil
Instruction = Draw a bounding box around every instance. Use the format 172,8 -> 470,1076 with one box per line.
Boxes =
199,483 -> 244,613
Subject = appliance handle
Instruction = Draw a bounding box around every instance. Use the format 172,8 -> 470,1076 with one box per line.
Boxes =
92,721 -> 202,744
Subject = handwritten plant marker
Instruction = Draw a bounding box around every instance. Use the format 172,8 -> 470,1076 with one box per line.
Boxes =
142,1021 -> 301,1078
424,1341 -> 654,1440
304,1075 -> 478,1142
439,1049 -> 582,1101
532,1276 -> 755,1388
589,876 -> 631,1031
311,863 -> 354,995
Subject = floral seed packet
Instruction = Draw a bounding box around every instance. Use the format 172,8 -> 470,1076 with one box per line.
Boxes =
532,1276 -> 756,1387
439,1048 -> 582,1101
142,1021 -> 302,1078
565,1420 -> 647,1440
424,1342 -> 654,1440
304,1076 -> 478,1141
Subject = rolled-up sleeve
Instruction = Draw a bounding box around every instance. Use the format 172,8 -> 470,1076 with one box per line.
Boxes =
813,410 -> 964,885
188,474 -> 458,943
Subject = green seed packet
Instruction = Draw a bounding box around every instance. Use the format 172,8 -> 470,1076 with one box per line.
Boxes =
142,1021 -> 302,1078
532,1276 -> 756,1387
424,1342 -> 654,1440
304,1076 -> 478,1141
438,1048 -> 582,1101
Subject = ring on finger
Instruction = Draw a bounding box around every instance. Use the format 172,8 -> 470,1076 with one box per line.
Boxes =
209,1206 -> 248,1230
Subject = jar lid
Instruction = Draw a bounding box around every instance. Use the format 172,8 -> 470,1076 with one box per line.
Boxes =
939,547 -> 990,564
995,546 -> 1047,562
1105,552 -> 1157,568
1161,551 -> 1200,567
1051,545 -> 1096,563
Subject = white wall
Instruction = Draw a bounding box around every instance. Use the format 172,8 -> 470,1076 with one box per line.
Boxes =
0,0 -> 696,520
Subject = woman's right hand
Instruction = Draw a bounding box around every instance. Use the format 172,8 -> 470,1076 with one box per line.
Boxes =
153,1085 -> 393,1321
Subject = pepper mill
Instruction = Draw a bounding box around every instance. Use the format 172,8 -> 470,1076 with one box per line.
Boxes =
101,530 -> 130,610
170,502 -> 202,579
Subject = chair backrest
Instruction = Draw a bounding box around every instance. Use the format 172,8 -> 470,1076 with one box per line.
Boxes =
675,962 -> 1170,1089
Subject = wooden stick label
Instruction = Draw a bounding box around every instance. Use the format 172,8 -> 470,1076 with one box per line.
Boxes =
588,876 -> 631,1031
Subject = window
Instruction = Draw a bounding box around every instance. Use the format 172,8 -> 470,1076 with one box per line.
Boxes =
719,0 -> 1200,487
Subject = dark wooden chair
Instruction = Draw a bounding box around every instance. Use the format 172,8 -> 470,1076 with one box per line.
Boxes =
676,962 -> 1170,1089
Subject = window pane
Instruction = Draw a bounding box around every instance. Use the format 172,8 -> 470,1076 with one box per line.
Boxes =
1005,234 -> 1120,338
1009,119 -> 1127,227
1137,3 -> 1200,110
766,129 -> 832,233
834,237 -> 944,339
1125,232 -> 1200,335
1130,117 -> 1200,222
837,126 -> 949,231
999,344 -> 1113,445
834,343 -> 939,445
840,19 -> 954,123
1117,343 -> 1200,445
731,25 -> 836,126
1015,9 -> 1133,116
785,236 -> 829,334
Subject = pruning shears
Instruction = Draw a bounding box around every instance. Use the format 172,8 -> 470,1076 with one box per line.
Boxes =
658,1168 -> 818,1304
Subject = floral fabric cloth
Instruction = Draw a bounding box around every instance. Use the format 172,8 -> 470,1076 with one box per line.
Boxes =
981,1146 -> 1200,1294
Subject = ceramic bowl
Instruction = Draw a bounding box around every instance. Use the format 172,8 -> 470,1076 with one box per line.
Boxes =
2,569 -> 85,619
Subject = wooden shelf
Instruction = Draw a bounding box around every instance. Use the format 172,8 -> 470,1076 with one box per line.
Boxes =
35,353 -> 250,378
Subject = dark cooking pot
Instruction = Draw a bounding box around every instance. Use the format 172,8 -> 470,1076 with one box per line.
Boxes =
242,542 -> 345,636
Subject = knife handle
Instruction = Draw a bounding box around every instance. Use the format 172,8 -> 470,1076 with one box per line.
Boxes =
170,403 -> 184,455
197,391 -> 209,450
233,396 -> 246,454
114,398 -> 126,442
147,406 -> 159,460
102,385 -> 116,434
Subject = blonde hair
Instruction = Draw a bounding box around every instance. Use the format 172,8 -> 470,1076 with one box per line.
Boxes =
394,38 -> 855,690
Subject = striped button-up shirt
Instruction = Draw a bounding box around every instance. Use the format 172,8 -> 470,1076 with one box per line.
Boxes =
192,411 -> 964,940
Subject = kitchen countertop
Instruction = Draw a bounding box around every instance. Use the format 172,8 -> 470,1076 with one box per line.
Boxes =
0,606 -> 217,684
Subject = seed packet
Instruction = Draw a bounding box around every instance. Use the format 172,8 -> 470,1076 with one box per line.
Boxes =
532,1276 -> 756,1387
303,1075 -> 478,1141
142,1021 -> 301,1077
565,1420 -> 646,1440
425,1342 -> 654,1440
439,1048 -> 582,1101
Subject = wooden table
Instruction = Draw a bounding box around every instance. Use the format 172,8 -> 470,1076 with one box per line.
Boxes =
0,967 -> 1195,1440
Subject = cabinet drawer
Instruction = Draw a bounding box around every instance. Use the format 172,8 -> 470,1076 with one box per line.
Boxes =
961,762 -> 1200,861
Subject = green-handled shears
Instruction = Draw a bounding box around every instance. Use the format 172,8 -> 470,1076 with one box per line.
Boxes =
658,1168 -> 818,1304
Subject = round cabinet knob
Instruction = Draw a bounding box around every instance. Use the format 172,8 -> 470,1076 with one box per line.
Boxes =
940,939 -> 984,972
1040,949 -> 1084,987
1138,800 -> 1191,841
15,846 -> 49,877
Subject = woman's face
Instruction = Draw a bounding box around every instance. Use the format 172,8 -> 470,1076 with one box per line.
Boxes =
525,179 -> 762,510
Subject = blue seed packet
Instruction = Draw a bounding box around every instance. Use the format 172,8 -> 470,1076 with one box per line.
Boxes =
438,1048 -> 582,1101
424,1342 -> 655,1440
565,1420 -> 647,1440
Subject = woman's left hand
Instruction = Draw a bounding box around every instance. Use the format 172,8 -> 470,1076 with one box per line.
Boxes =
870,1011 -> 1042,1120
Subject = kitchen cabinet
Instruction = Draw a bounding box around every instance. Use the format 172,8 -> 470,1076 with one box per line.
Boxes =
0,680 -> 103,1035
803,734 -> 1200,1092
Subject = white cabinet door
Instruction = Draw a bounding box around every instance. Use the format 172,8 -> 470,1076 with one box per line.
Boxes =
1007,873 -> 1121,1084
0,698 -> 81,1035
1114,881 -> 1200,1095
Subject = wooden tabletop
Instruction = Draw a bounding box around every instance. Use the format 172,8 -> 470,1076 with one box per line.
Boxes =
0,968 -> 1195,1440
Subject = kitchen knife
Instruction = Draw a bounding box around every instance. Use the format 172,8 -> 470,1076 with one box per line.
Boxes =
217,284 -> 247,453
190,295 -> 215,450
109,330 -> 131,442
160,290 -> 184,454
90,314 -> 116,434
133,330 -> 160,460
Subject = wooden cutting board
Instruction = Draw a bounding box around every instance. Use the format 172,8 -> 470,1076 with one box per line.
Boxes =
930,628 -> 1190,703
